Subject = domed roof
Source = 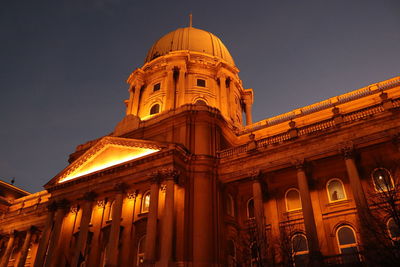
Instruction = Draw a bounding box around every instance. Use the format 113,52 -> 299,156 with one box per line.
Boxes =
145,27 -> 235,65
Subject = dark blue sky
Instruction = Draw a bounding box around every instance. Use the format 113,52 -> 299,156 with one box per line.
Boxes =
1,0 -> 399,192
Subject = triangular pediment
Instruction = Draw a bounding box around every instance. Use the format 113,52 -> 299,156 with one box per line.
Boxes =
53,137 -> 164,184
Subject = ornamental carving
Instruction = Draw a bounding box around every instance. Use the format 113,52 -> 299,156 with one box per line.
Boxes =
339,142 -> 355,159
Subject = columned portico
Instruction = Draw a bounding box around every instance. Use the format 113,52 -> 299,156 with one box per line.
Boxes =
0,230 -> 16,267
16,226 -> 36,267
159,170 -> 179,266
105,184 -> 126,267
71,191 -> 97,267
295,161 -> 321,265
44,199 -> 69,267
144,173 -> 160,265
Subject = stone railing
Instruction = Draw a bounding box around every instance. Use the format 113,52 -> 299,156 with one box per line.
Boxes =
218,98 -> 398,159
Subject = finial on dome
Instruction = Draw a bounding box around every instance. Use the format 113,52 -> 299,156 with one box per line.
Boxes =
189,13 -> 193,28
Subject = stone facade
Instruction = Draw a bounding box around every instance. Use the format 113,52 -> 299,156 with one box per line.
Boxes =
1,26 -> 400,267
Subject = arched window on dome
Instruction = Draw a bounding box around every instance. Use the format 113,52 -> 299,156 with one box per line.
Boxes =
141,191 -> 151,213
150,104 -> 160,115
196,78 -> 206,87
227,239 -> 236,267
336,225 -> 360,263
372,168 -> 394,192
247,198 -> 255,219
387,218 -> 400,245
137,235 -> 146,265
292,233 -> 309,267
285,188 -> 302,212
326,179 -> 347,202
226,193 -> 235,217
195,99 -> 207,105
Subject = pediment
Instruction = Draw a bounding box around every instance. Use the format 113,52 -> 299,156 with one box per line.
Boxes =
52,137 -> 164,184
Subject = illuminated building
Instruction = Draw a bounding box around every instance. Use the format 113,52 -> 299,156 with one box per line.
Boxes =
0,24 -> 400,267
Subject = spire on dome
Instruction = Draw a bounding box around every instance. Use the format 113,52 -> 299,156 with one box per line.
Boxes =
189,13 -> 193,28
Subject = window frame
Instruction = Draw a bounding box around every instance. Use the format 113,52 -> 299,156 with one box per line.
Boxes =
336,225 -> 361,262
326,178 -> 347,203
387,218 -> 400,243
137,235 -> 146,266
141,191 -> 151,214
371,168 -> 394,192
226,193 -> 235,217
291,233 -> 309,266
247,198 -> 255,219
196,78 -> 206,87
149,103 -> 160,115
152,82 -> 161,92
285,188 -> 302,212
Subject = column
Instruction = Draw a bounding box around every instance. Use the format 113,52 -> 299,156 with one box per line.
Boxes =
244,100 -> 253,125
44,200 -> 69,267
16,226 -> 35,267
295,161 -> 321,265
342,146 -> 368,211
218,74 -> 228,117
132,81 -> 144,116
0,230 -> 16,267
159,170 -> 178,265
251,172 -> 266,263
105,184 -> 125,267
71,192 -> 97,267
34,202 -> 57,267
165,67 -> 175,110
126,85 -> 135,115
144,174 -> 160,265
176,66 -> 186,106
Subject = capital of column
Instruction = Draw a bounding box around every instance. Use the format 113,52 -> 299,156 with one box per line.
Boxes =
148,171 -> 162,184
340,142 -> 355,159
161,168 -> 180,182
82,191 -> 97,202
112,182 -> 128,193
46,202 -> 58,212
291,158 -> 305,171
249,170 -> 261,182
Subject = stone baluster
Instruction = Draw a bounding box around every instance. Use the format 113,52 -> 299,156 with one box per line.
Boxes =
105,184 -> 126,267
144,173 -> 161,265
295,160 -> 321,265
71,192 -> 97,267
44,199 -> 69,267
34,202 -> 57,267
160,169 -> 179,265
16,226 -> 36,267
0,230 -> 17,267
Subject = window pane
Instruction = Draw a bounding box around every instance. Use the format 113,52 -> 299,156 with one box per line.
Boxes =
338,227 -> 356,245
197,79 -> 206,87
294,254 -> 309,267
388,218 -> 400,238
153,83 -> 161,92
287,189 -> 301,211
328,180 -> 345,201
142,193 -> 150,212
292,235 -> 308,252
373,168 -> 393,191
150,104 -> 160,115
248,199 -> 254,218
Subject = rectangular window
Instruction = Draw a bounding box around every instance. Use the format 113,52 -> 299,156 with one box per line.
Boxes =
153,83 -> 161,92
197,79 -> 206,87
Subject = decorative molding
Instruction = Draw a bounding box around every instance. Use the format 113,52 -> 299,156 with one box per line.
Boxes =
127,191 -> 138,199
97,199 -> 106,208
340,142 -> 355,159
291,158 -> 305,170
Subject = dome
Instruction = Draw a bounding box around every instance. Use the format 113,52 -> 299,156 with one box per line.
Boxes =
145,27 -> 235,65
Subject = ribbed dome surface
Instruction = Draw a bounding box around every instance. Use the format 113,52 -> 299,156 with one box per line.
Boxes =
145,27 -> 235,65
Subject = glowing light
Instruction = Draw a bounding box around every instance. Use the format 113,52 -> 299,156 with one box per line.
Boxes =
58,145 -> 159,183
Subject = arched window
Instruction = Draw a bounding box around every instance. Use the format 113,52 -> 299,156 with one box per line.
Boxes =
387,218 -> 400,245
327,179 -> 346,202
285,188 -> 302,211
292,234 -> 309,267
227,239 -> 236,267
150,104 -> 160,115
226,194 -> 235,217
372,168 -> 394,192
247,198 -> 255,219
141,191 -> 151,213
195,99 -> 207,105
336,225 -> 360,263
137,235 -> 146,265
250,242 -> 260,267
108,200 -> 115,221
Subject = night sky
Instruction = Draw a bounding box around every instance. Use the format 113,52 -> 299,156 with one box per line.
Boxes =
1,0 -> 399,193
